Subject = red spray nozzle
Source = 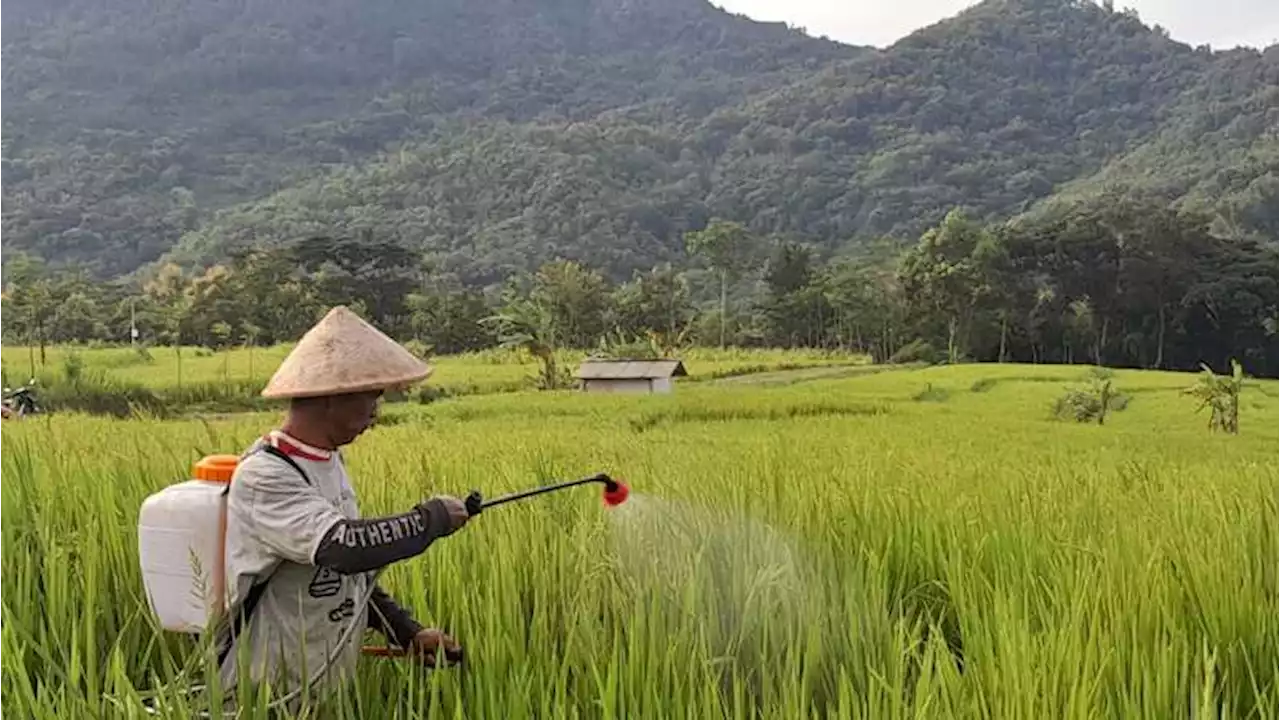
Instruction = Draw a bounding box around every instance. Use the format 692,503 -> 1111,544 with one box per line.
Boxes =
465,473 -> 631,515
602,479 -> 630,506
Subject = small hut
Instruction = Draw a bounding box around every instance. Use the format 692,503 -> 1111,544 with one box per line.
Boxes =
574,358 -> 688,394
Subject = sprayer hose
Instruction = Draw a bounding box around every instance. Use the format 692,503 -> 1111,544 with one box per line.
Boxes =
119,568 -> 385,718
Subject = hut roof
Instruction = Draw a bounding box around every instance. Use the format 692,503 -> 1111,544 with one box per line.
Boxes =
575,358 -> 688,380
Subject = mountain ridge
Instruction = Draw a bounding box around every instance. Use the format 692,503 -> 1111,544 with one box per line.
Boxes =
2,0 -> 1275,284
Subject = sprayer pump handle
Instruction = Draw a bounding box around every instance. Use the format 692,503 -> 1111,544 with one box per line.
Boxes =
464,490 -> 483,516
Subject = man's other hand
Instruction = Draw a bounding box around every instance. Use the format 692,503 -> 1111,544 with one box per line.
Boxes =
410,628 -> 464,667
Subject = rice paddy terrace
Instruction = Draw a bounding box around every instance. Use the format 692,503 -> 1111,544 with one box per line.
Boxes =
2,354 -> 1275,718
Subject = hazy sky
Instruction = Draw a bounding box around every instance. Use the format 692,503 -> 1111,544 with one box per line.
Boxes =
715,0 -> 1279,50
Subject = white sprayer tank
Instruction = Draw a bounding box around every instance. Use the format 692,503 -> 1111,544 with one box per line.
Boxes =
138,454 -> 239,634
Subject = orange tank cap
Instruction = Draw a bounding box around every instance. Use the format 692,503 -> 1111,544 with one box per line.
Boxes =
193,454 -> 240,483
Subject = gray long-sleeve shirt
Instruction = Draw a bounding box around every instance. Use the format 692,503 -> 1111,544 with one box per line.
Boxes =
217,431 -> 456,700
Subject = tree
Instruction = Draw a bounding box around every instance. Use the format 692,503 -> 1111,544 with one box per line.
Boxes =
1184,360 -> 1244,434
898,209 -> 990,364
2,253 -> 57,368
759,240 -> 828,348
822,260 -> 906,360
529,260 -> 612,350
684,219 -> 756,348
970,231 -> 1016,363
291,233 -> 423,337
611,263 -> 696,345
405,284 -> 494,354
480,288 -> 568,391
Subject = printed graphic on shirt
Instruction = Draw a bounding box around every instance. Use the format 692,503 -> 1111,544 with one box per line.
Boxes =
308,567 -> 344,598
327,598 -> 356,623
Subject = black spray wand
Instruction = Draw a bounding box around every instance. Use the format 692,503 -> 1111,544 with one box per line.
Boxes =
362,472 -> 630,661
465,473 -> 630,516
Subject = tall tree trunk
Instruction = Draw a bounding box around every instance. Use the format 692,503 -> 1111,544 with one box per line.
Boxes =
718,270 -> 727,349
947,315 -> 958,364
1095,317 -> 1109,366
1154,305 -> 1166,369
998,315 -> 1008,364
959,304 -> 976,363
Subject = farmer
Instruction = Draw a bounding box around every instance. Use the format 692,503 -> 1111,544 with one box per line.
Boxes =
217,306 -> 473,703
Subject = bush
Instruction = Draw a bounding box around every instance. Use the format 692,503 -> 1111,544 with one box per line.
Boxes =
1053,369 -> 1126,424
62,352 -> 85,386
970,378 -> 997,393
889,339 -> 941,365
1183,360 -> 1244,434
415,385 -> 451,404
34,370 -> 168,418
913,383 -> 950,402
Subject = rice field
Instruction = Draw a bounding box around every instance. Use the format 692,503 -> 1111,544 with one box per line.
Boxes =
0,344 -> 865,398
2,360 -> 1276,718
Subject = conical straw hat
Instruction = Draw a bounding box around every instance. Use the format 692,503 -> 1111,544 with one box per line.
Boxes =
261,306 -> 432,399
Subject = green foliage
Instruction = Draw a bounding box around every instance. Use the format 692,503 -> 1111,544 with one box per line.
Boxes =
757,240 -> 832,349
889,339 -> 942,365
7,0 -> 1273,293
898,209 -> 993,364
592,332 -> 664,362
970,377 -> 998,393
61,352 -> 85,386
12,369 -> 167,418
2,0 -> 1276,386
912,383 -> 951,402
1184,360 -> 1246,433
3,0 -> 854,277
405,286 -> 495,355
1053,368 -> 1128,424
154,2 -> 1274,283
480,296 -> 573,391
610,264 -> 697,346
530,261 -> 612,350
684,219 -> 758,347
3,191 -> 1275,381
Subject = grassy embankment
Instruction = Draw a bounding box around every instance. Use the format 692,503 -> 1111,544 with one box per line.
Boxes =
1,344 -> 868,416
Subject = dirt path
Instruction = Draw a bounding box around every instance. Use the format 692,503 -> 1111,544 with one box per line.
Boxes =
708,364 -> 893,387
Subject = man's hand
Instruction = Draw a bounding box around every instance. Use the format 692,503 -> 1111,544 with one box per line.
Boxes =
429,496 -> 472,535
409,628 -> 464,667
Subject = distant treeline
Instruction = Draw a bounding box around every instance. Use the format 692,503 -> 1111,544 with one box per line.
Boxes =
3,196 -> 1276,377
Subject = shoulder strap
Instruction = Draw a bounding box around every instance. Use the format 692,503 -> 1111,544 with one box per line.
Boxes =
258,444 -> 312,487
215,443 -> 312,667
220,443 -> 312,498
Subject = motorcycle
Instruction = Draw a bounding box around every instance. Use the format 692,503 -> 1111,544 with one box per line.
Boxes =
2,381 -> 41,419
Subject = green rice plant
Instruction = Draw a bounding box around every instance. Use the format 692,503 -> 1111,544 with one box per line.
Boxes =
1,363 -> 1276,718
2,344 -> 865,409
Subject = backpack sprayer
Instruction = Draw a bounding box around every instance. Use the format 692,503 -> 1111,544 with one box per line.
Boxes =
134,455 -> 630,716
1,379 -> 40,419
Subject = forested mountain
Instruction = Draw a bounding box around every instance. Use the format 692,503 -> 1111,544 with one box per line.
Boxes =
1,0 -> 857,276
2,0 -> 1276,285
